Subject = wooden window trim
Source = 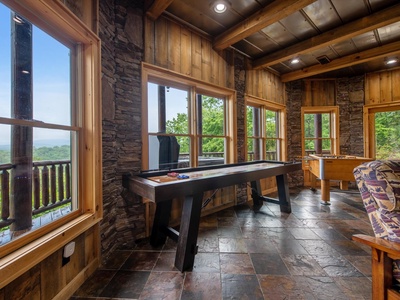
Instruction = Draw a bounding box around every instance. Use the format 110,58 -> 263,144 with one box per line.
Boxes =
245,94 -> 287,161
142,62 -> 237,168
363,101 -> 400,158
301,106 -> 340,157
0,0 -> 102,288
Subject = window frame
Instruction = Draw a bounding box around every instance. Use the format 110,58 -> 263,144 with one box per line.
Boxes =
0,0 -> 101,287
245,95 -> 286,161
363,101 -> 400,158
142,62 -> 237,169
301,106 -> 339,157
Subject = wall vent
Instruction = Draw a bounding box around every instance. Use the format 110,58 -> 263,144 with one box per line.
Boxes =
316,55 -> 330,65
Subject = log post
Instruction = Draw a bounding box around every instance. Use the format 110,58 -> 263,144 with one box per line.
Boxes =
10,13 -> 33,231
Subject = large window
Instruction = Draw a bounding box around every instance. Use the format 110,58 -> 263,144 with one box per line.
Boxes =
301,106 -> 339,156
246,96 -> 285,161
143,63 -> 236,169
0,3 -> 76,247
0,0 -> 101,280
364,103 -> 400,159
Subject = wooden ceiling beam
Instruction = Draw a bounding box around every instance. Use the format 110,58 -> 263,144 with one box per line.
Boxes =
253,3 -> 400,69
213,0 -> 317,51
146,0 -> 174,21
281,40 -> 400,82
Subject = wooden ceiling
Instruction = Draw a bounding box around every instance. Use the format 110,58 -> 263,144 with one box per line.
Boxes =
145,0 -> 400,82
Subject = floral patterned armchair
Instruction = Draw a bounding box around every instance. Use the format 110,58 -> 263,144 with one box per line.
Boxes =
353,160 -> 400,299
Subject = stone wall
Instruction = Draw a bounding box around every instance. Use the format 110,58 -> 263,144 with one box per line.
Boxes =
286,80 -> 304,186
99,0 -> 145,262
285,76 -> 365,186
234,52 -> 248,203
337,76 -> 365,156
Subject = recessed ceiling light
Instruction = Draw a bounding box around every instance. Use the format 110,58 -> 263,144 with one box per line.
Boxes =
211,0 -> 230,14
291,58 -> 300,64
385,58 -> 398,65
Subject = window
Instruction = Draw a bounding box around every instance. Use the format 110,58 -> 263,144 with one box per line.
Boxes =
364,103 -> 400,159
0,0 -> 101,274
301,106 -> 339,156
246,96 -> 285,161
143,63 -> 236,169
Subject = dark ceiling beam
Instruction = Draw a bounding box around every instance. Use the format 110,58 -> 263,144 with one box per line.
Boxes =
281,40 -> 400,82
213,0 -> 317,51
253,3 -> 400,69
146,0 -> 174,21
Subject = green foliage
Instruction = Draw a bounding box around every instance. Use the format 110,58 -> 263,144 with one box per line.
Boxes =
166,96 -> 225,154
0,145 -> 70,164
375,111 -> 400,159
304,113 -> 331,152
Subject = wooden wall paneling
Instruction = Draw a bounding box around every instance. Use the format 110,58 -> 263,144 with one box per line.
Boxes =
4,264 -> 41,299
66,234 -> 86,284
218,50 -> 227,87
245,60 -> 255,96
154,17 -> 168,68
144,17 -> 155,64
191,34 -> 202,79
392,70 -> 400,101
380,72 -> 392,103
201,38 -> 212,83
303,80 -> 312,106
226,49 -> 234,89
84,226 -> 97,266
0,288 -> 3,300
41,250 -> 65,299
365,73 -> 380,104
266,72 -> 273,101
180,27 -> 192,76
168,21 -> 181,72
211,189 -> 221,207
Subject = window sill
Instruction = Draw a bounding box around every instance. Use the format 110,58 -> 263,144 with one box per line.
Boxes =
0,212 -> 101,288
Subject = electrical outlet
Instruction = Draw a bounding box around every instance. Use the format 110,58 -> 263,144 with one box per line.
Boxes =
63,241 -> 75,258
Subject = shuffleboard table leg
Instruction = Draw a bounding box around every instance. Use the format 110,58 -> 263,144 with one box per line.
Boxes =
250,180 -> 263,211
276,174 -> 292,213
175,193 -> 203,272
150,199 -> 172,247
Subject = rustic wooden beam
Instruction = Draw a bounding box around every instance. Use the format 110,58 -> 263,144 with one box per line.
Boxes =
281,40 -> 400,82
213,0 -> 317,51
253,3 -> 400,69
146,0 -> 174,21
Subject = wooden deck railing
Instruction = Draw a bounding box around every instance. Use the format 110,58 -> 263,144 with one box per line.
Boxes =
0,160 -> 71,230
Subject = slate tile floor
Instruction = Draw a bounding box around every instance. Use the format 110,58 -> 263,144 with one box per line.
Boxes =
71,187 -> 374,299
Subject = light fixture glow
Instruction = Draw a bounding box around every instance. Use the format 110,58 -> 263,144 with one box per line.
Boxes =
215,3 -> 226,13
211,0 -> 230,14
291,58 -> 300,64
385,58 -> 398,65
13,15 -> 24,24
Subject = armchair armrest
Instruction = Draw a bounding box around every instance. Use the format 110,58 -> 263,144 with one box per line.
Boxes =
353,234 -> 400,300
353,234 -> 400,260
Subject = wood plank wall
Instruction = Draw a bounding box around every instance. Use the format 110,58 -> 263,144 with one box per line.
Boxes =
245,61 -> 285,104
365,69 -> 400,104
144,15 -> 234,88
0,226 -> 99,299
303,79 -> 336,106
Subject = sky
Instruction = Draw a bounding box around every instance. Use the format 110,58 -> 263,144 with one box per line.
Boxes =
0,2 -> 71,146
147,82 -> 189,133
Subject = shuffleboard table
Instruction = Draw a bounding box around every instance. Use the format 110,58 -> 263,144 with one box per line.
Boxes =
123,160 -> 301,272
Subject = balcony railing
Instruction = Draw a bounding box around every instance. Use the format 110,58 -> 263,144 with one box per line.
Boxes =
0,160 -> 72,231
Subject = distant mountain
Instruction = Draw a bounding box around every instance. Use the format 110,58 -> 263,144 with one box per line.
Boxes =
0,139 -> 70,151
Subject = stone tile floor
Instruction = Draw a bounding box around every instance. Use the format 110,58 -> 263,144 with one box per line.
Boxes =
71,187 -> 374,299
